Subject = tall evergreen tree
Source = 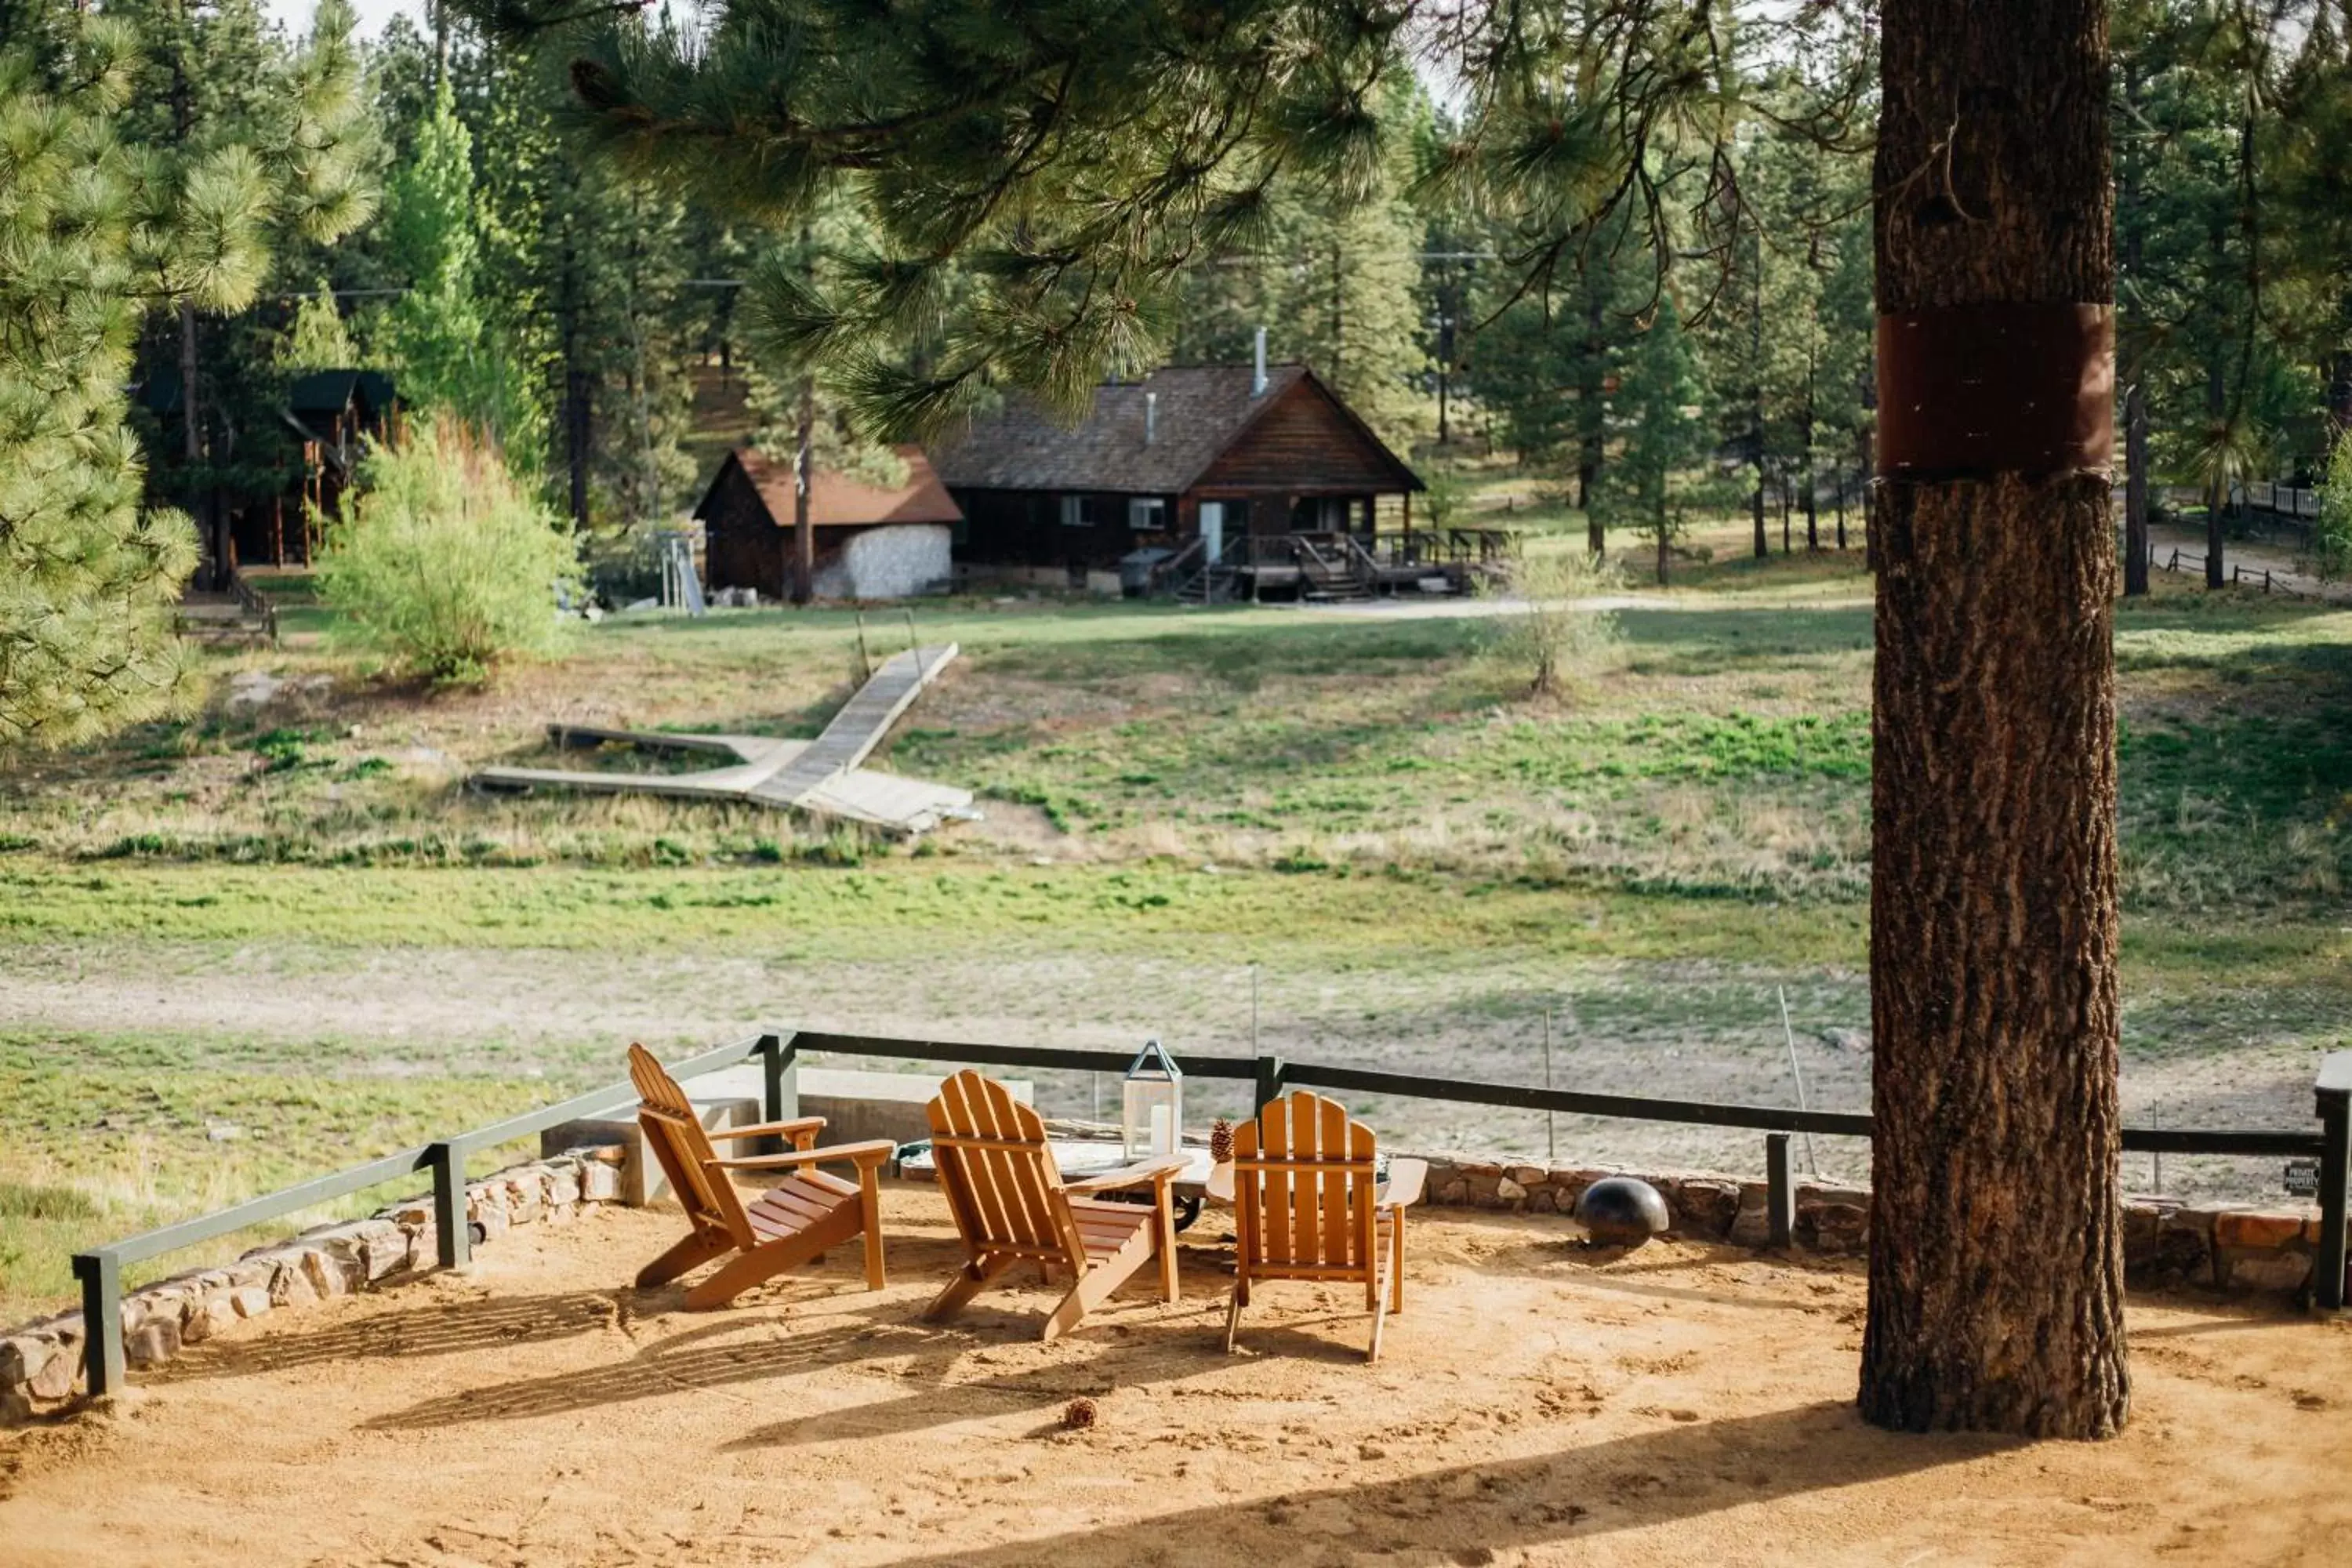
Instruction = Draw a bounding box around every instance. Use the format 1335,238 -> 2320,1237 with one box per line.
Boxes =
372,80 -> 540,467
1596,296 -> 1708,585
114,0 -> 377,589
280,279 -> 361,370
2,22 -> 197,747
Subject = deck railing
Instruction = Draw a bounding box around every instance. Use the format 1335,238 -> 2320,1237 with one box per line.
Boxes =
71,1031 -> 2352,1396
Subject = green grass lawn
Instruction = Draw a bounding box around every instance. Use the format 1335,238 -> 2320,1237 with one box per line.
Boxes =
2,554 -> 2347,1319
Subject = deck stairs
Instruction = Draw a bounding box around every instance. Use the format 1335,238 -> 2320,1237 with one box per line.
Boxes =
174,572 -> 278,647
1174,537 -> 1244,604
1294,535 -> 1376,602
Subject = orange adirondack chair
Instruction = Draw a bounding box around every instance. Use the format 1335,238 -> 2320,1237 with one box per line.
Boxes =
628,1043 -> 895,1308
922,1069 -> 1185,1340
1221,1090 -> 1427,1362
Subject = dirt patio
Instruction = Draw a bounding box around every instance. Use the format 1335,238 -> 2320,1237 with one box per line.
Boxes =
3,1185 -> 2347,1567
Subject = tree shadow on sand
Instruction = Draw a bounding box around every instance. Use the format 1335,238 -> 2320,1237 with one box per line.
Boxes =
151,1287 -> 623,1385
848,1400 -> 2019,1564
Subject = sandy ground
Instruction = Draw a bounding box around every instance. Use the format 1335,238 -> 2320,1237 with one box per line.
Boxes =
4,1185 -> 2347,1567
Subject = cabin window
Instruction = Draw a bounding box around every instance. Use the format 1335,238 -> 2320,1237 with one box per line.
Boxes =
1127,497 -> 1167,532
1058,494 -> 1096,528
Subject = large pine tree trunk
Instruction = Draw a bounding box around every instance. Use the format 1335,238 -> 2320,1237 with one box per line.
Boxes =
1864,0 -> 2129,1440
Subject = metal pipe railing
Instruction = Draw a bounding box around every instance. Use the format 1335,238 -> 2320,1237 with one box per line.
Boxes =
69,1033 -> 2352,1394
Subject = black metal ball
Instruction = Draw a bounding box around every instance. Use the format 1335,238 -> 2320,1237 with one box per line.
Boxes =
1573,1177 -> 1670,1247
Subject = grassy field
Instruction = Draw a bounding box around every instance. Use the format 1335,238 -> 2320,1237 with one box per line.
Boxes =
3,543 -> 2349,1319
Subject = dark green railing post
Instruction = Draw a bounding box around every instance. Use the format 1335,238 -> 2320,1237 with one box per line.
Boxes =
1254,1054 -> 1287,1115
762,1034 -> 798,1121
1766,1132 -> 1795,1250
2315,1052 -> 2350,1312
430,1139 -> 470,1271
73,1250 -> 123,1399
760,1034 -> 798,1154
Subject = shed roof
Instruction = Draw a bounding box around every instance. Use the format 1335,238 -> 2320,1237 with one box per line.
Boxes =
699,445 -> 964,530
926,363 -> 1419,495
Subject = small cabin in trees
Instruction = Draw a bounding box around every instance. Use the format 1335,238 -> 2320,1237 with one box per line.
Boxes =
695,445 -> 962,601
927,361 -> 1431,599
140,366 -> 397,574
270,370 -> 398,564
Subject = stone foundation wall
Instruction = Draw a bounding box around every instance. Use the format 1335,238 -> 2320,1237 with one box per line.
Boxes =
0,1146 -> 626,1424
1414,1156 -> 2333,1297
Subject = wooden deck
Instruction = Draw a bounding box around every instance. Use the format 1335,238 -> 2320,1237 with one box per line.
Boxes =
470,645 -> 969,833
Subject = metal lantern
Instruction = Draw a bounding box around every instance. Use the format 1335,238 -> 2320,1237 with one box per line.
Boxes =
1122,1039 -> 1185,1161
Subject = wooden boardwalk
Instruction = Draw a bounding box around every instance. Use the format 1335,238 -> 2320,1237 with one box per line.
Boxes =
470,644 -> 969,833
750,645 -> 956,807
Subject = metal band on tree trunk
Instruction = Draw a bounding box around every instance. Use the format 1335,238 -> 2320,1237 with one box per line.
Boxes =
1876,304 -> 2115,479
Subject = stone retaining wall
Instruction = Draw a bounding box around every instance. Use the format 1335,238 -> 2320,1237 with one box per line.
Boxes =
0,1146 -> 627,1424
8,1142 -> 2332,1424
1414,1156 -> 2333,1297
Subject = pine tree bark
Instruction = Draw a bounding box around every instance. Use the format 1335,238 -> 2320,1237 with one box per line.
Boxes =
1863,0 -> 2129,1439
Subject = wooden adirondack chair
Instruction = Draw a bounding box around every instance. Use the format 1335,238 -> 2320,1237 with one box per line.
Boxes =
1221,1090 -> 1428,1363
628,1043 -> 896,1308
922,1069 -> 1185,1340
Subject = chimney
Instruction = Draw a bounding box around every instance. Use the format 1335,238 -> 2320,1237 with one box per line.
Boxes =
1252,328 -> 1268,397
1145,391 -> 1158,445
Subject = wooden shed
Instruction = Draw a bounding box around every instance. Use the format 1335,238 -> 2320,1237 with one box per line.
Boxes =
926,362 -> 1425,598
695,446 -> 964,601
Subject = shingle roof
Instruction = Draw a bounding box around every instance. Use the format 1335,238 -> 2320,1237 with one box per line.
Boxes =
927,364 -> 1326,494
706,445 -> 964,529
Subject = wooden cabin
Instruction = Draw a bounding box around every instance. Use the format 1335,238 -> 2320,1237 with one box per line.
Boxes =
140,367 -> 396,579
927,363 -> 1428,599
695,445 -> 963,601
267,371 -> 398,565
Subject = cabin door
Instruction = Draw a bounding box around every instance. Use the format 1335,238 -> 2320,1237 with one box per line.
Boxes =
1200,501 -> 1225,561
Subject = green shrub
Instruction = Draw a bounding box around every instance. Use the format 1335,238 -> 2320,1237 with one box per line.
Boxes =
1482,544 -> 1622,699
2317,437 -> 2352,581
316,416 -> 582,683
